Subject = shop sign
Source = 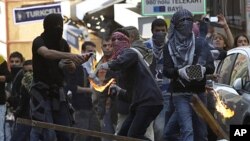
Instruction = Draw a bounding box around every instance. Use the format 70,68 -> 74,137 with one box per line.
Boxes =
141,0 -> 206,16
66,30 -> 79,49
13,3 -> 61,24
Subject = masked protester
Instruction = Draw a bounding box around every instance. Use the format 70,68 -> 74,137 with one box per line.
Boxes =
29,13 -> 88,141
5,51 -> 24,141
0,55 -> 11,141
143,19 -> 173,141
96,28 -> 163,140
163,9 -> 215,141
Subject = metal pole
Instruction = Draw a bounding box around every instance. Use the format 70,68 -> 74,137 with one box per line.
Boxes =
16,118 -> 145,141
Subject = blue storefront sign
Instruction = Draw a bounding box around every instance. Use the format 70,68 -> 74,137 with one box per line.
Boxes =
13,3 -> 61,24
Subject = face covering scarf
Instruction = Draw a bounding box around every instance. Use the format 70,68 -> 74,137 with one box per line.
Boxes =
111,32 -> 130,59
167,9 -> 195,69
152,32 -> 167,59
153,32 -> 167,47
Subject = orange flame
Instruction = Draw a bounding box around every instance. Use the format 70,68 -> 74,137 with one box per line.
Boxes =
213,90 -> 235,118
89,78 -> 115,92
92,58 -> 97,71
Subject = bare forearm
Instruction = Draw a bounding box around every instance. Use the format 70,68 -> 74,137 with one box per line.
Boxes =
38,46 -> 87,65
42,49 -> 71,60
224,25 -> 234,49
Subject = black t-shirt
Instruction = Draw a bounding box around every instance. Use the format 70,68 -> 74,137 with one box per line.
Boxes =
32,36 -> 70,86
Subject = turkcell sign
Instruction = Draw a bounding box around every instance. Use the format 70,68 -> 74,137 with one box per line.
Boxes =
13,3 -> 61,24
141,0 -> 206,16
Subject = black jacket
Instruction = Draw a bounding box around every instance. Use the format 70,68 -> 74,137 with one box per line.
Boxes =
163,38 -> 215,93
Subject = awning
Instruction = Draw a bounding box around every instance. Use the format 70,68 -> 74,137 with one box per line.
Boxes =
114,3 -> 162,39
76,0 -> 124,20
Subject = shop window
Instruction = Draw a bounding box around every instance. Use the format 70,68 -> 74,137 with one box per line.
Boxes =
207,0 -> 246,35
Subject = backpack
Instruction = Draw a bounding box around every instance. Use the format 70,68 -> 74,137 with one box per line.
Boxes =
131,40 -> 153,65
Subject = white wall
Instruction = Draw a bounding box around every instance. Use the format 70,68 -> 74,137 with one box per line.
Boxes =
0,1 -> 7,58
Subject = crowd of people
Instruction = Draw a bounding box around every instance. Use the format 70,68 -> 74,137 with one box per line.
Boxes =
0,9 -> 250,141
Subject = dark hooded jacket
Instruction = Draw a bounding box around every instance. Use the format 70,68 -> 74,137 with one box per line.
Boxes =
107,48 -> 163,110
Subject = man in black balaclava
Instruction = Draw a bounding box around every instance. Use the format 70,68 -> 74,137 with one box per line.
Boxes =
30,13 -> 90,141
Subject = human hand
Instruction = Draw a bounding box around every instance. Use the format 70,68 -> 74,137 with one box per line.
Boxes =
88,72 -> 97,79
82,52 -> 94,62
217,14 -> 228,29
201,14 -> 210,23
178,65 -> 191,81
68,54 -> 86,66
108,83 -> 121,96
59,59 -> 76,73
197,65 -> 206,81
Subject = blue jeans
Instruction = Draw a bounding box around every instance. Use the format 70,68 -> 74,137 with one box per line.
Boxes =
101,109 -> 115,141
30,101 -> 71,141
4,120 -> 13,141
73,109 -> 101,141
163,94 -> 180,141
0,104 -> 6,141
10,123 -> 31,141
154,93 -> 176,141
164,111 -> 180,141
172,93 -> 208,141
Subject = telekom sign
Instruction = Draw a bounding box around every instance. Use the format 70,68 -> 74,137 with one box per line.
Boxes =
141,0 -> 206,16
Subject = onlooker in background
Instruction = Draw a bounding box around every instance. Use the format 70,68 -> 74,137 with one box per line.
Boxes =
96,28 -> 163,140
143,19 -> 172,141
205,14 -> 234,50
163,9 -> 215,141
6,52 -> 25,117
29,13 -> 87,141
6,51 -> 24,102
81,41 -> 99,108
234,34 -> 249,47
5,51 -> 24,141
65,41 -> 101,141
95,36 -> 117,141
123,26 -> 153,65
10,60 -> 33,141
196,15 -> 228,141
0,55 -> 11,141
81,41 -> 97,74
8,52 -> 24,79
211,33 -> 230,51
